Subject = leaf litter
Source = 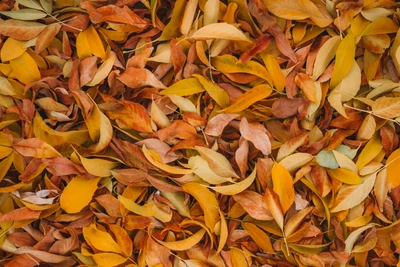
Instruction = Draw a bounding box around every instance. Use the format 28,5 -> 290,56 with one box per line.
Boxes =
1,0 -> 400,266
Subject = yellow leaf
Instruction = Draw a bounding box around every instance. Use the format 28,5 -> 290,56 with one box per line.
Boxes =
86,97 -> 113,153
79,154 -> 119,177
387,148 -> 400,190
230,247 -> 249,267
331,172 -> 377,212
361,17 -> 399,36
345,214 -> 373,228
160,77 -> 205,96
142,145 -> 192,175
193,74 -> 230,108
284,206 -> 314,237
279,153 -> 314,173
158,0 -> 186,40
332,150 -> 358,173
288,243 -> 331,254
372,97 -> 400,119
161,192 -> 190,217
92,253 -> 128,267
76,29 -> 92,60
328,60 -> 361,118
327,168 -> 361,185
263,0 -> 332,28
60,176 -> 100,214
86,52 -> 116,86
223,84 -> 273,113
85,25 -> 106,60
0,154 -> 13,182
330,33 -> 356,89
212,54 -> 272,84
191,23 -> 251,42
169,94 -> 197,113
344,224 -> 377,253
0,76 -> 16,96
118,195 -> 156,217
10,51 -> 40,84
108,224 -> 133,257
261,53 -> 285,92
189,156 -> 233,184
356,133 -> 382,170
155,229 -> 206,251
83,224 -> 123,254
195,146 -> 238,177
182,182 -> 220,232
180,0 -> 198,35
216,209 -> 228,255
271,162 -> 294,214
98,28 -> 127,42
33,113 -> 90,146
1,37 -> 26,62
209,167 -> 257,195
203,0 -> 219,26
312,36 -> 341,79
263,188 -> 284,231
242,222 -> 275,253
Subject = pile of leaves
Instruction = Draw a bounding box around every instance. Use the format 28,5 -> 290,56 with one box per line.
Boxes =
1,0 -> 400,266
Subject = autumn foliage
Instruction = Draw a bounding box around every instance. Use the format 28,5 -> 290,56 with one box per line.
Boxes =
1,0 -> 400,266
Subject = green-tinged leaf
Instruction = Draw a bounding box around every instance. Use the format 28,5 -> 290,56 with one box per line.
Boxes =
0,9 -> 47,21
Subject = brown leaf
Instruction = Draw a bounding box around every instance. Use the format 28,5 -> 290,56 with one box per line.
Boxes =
118,67 -> 166,89
233,191 -> 272,220
100,100 -> 153,132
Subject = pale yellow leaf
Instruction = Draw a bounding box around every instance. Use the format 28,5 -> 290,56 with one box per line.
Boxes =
279,153 -> 314,173
191,23 -> 251,42
372,97 -> 400,119
195,146 -> 238,178
263,0 -> 333,28
209,167 -> 257,195
313,36 -> 341,79
331,172 -> 377,212
180,0 -> 198,35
